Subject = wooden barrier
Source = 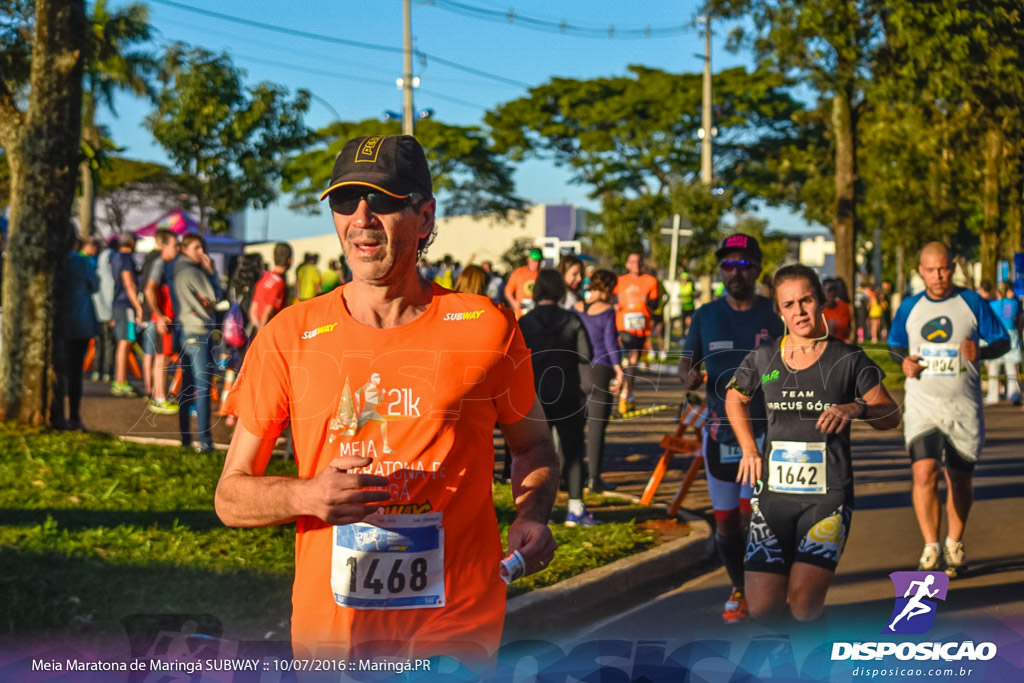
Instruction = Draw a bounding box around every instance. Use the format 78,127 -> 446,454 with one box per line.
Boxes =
640,398 -> 708,514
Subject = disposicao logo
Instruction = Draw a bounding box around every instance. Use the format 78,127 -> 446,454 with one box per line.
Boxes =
884,571 -> 947,635
831,571 -> 997,662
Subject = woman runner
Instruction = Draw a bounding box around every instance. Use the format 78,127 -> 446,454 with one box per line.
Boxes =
725,264 -> 901,622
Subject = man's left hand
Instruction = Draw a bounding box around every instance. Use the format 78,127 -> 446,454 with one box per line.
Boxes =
960,336 -> 978,363
506,518 -> 556,576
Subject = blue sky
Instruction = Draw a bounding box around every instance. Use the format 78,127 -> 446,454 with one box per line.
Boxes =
105,0 -> 824,241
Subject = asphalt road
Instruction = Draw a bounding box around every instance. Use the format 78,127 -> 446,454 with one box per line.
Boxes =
556,393 -> 1024,681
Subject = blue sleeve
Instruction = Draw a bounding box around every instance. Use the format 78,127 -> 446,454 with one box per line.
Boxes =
888,295 -> 915,348
963,290 -> 1008,343
682,306 -> 704,365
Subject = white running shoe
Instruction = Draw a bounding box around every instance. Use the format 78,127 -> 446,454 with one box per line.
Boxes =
944,541 -> 967,578
918,544 -> 941,571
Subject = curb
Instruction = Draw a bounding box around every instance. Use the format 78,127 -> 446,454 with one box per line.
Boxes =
503,517 -> 714,641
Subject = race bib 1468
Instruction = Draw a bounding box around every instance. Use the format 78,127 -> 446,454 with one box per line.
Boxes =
331,512 -> 445,610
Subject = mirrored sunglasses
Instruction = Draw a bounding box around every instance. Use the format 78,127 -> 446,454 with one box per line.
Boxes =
720,259 -> 756,272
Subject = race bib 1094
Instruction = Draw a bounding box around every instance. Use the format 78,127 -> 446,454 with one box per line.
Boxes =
919,343 -> 960,378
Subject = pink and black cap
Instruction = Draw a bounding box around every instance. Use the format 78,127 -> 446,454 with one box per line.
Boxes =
714,233 -> 763,263
319,135 -> 433,202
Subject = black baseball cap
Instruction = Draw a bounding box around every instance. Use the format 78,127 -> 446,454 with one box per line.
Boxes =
714,233 -> 763,262
319,135 -> 433,202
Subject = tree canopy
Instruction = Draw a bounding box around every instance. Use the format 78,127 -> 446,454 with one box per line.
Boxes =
145,43 -> 311,233
282,118 -> 527,219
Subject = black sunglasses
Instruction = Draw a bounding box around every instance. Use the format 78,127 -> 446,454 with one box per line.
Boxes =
329,191 -> 422,216
720,259 -> 757,272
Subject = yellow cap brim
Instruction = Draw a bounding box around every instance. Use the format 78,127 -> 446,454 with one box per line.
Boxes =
319,181 -> 408,201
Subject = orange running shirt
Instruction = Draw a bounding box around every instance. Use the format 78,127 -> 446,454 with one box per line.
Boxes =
614,273 -> 659,336
504,265 -> 539,315
823,299 -> 853,340
223,284 -> 535,660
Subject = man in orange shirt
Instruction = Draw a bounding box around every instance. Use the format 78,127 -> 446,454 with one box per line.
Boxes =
216,135 -> 558,666
504,247 -> 543,317
614,251 -> 660,413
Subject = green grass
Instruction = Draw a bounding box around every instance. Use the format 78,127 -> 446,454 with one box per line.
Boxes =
859,341 -> 906,393
0,425 -> 652,637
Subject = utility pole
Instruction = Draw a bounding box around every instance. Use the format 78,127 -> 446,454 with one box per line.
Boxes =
696,14 -> 716,305
700,15 -> 713,185
402,0 -> 414,135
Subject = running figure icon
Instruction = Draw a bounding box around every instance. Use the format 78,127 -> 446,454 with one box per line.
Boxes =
888,574 -> 939,632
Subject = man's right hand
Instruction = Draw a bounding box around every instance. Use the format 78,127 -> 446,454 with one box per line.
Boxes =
681,367 -> 703,390
902,354 -> 925,379
156,314 -> 171,335
306,456 -> 391,525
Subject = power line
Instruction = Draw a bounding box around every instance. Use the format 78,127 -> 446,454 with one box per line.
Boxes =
151,32 -> 490,112
149,0 -> 531,89
426,0 -> 690,39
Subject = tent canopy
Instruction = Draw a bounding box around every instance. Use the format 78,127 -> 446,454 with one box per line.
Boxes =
134,208 -> 200,237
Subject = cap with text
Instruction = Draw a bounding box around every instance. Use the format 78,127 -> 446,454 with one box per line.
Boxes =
319,135 -> 433,203
714,233 -> 763,263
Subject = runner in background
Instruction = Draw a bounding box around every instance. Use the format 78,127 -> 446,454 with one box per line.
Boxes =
888,242 -> 1009,577
577,269 -> 624,494
505,247 -> 543,318
614,251 -> 659,415
728,264 -> 899,623
679,234 -> 782,623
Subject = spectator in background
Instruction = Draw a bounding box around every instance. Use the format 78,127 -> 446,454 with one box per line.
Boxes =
294,252 -> 321,302
679,271 -> 696,335
519,269 -> 596,526
250,242 -> 292,333
822,277 -> 854,342
54,237 -> 100,430
558,253 -> 584,310
985,281 -> 1022,405
433,253 -> 457,289
321,258 -> 342,294
91,236 -> 117,383
453,263 -> 488,296
172,234 -> 219,453
881,281 -> 894,340
853,280 -> 869,342
576,269 -> 623,493
480,260 -> 505,306
227,253 -> 265,328
110,232 -> 142,397
142,229 -> 180,415
866,281 -> 884,342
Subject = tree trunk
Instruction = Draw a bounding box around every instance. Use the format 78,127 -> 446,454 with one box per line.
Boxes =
78,96 -> 98,237
832,90 -> 857,294
0,0 -> 86,423
979,122 -> 1002,286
